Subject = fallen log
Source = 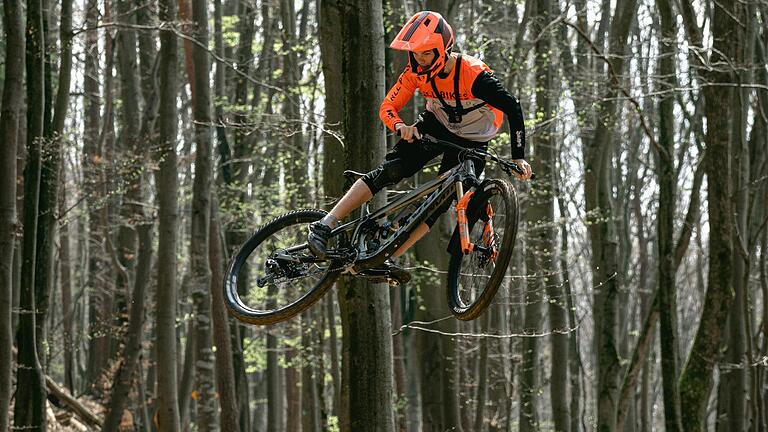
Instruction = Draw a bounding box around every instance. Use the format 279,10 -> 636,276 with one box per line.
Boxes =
45,376 -> 103,428
11,345 -> 104,428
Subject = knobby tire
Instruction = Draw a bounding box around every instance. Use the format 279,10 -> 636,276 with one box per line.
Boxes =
224,209 -> 341,325
446,179 -> 518,320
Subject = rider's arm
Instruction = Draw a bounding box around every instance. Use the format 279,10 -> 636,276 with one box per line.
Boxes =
379,66 -> 419,131
471,71 -> 527,160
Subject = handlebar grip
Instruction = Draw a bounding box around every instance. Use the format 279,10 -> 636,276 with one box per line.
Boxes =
509,162 -> 536,180
395,121 -> 426,139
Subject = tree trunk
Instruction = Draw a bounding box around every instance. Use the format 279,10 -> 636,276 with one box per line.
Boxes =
154,0 -> 182,425
98,1 -> 119,367
223,4 -> 256,428
280,0 -> 309,207
210,194 -> 239,431
719,6 -> 756,431
48,0 -> 73,378
211,1 -> 251,430
655,0 -> 682,429
0,0 -> 24,426
474,313 -> 491,432
338,1 -> 395,430
414,229 -> 463,432
101,0 -> 154,426
531,0 -> 569,429
286,343 -> 302,432
520,13 -> 554,425
59,188 -> 75,393
280,3 -> 308,427
679,1 -> 743,430
101,221 -> 153,431
14,0 -> 48,426
83,0 -> 109,394
584,0 -> 638,429
519,257 -> 541,432
302,310 -> 323,432
187,0 -> 219,427
557,181 -> 582,432
391,288 -> 408,431
749,21 -> 768,432
266,325 -> 284,432
318,0 -> 345,419
33,0 -> 69,369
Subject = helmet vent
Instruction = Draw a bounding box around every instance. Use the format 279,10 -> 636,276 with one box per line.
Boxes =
424,18 -> 431,26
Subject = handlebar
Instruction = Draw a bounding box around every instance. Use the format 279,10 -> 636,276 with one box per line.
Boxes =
395,129 -> 535,180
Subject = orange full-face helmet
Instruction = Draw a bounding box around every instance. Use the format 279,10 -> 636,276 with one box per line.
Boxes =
390,11 -> 454,81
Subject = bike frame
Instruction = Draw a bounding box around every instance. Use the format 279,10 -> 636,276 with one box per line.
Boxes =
339,159 -> 473,273
333,145 -> 505,275
283,136 -> 515,274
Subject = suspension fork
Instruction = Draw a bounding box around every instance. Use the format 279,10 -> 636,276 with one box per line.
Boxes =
482,203 -> 498,260
455,182 -> 498,258
455,182 -> 475,254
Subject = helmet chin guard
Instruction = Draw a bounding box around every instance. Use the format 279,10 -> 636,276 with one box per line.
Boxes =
409,48 -> 449,81
390,11 -> 454,81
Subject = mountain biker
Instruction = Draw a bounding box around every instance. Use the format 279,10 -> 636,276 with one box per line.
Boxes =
308,11 -> 532,283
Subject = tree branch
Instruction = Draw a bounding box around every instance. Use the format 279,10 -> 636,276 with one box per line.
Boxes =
562,20 -> 665,159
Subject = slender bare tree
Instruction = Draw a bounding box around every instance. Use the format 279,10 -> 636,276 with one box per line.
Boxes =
0,0 -> 25,427
154,0 -> 182,426
679,1 -> 744,430
14,0 -> 48,426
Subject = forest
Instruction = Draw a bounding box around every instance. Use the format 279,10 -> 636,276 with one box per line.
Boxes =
0,0 -> 766,430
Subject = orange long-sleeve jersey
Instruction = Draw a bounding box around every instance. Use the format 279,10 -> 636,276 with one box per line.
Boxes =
379,54 -> 526,159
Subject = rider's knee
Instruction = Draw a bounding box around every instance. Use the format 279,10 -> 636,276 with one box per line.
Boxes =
362,161 -> 406,195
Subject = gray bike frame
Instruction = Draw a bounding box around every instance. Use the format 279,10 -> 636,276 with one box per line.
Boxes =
329,157 -> 478,272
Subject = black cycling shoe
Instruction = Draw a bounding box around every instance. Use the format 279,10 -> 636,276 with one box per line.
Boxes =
361,259 -> 412,286
307,222 -> 332,259
382,259 -> 412,286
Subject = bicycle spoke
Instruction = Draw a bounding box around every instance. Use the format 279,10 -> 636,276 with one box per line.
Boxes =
244,223 -> 331,311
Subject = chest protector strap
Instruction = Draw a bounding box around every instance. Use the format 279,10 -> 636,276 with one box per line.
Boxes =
430,54 -> 487,123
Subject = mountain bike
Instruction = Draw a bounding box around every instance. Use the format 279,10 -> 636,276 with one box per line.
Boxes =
224,134 -> 524,325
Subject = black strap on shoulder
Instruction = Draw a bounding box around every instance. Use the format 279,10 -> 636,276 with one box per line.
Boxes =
429,55 -> 486,124
452,54 -> 464,118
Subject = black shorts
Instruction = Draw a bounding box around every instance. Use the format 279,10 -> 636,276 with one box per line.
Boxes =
361,111 -> 487,226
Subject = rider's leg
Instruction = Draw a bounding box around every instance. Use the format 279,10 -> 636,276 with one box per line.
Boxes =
323,179 -> 373,226
330,143 -> 435,225
308,180 -> 372,258
308,147 -> 434,258
392,223 -> 429,258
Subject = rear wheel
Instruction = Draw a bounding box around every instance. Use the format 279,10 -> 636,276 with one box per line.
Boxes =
224,209 -> 341,325
446,179 -> 518,320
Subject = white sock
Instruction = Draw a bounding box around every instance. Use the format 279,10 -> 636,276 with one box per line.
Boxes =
321,214 -> 339,228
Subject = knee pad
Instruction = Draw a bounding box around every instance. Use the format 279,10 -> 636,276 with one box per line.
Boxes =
361,160 -> 406,195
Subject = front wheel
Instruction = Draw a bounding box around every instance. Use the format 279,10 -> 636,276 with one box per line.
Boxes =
224,209 -> 341,325
446,179 -> 518,320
